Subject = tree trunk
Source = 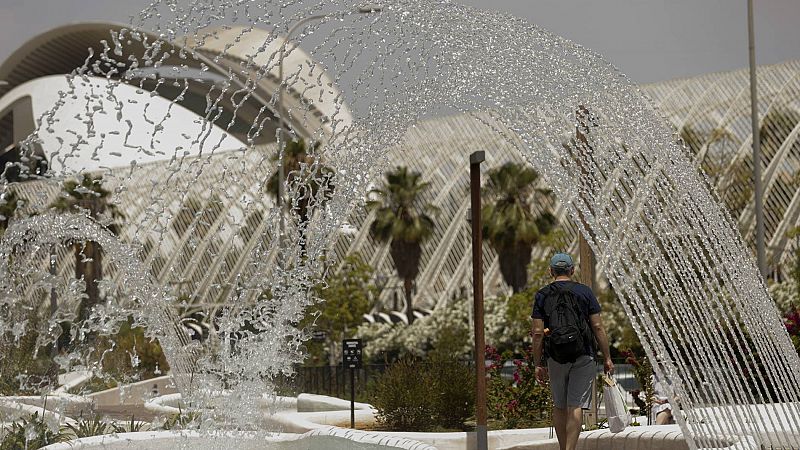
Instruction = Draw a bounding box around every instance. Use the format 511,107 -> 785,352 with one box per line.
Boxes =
75,243 -> 87,322
404,277 -> 414,325
327,337 -> 338,367
390,240 -> 422,325
499,244 -> 532,293
76,240 -> 102,323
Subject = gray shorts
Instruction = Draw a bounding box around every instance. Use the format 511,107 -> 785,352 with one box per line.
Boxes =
547,355 -> 596,409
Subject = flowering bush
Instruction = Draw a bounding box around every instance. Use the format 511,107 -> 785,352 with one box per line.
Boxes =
486,345 -> 551,429
356,296 -> 472,362
771,280 -> 800,315
622,349 -> 653,417
357,292 -> 543,363
784,308 -> 800,355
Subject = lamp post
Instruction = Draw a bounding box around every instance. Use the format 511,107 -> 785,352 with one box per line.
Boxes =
469,150 -> 488,450
575,106 -> 599,427
747,0 -> 766,279
275,6 -> 382,249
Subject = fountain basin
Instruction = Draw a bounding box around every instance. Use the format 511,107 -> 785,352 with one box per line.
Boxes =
41,428 -> 437,450
0,396 -> 81,426
88,375 -> 178,408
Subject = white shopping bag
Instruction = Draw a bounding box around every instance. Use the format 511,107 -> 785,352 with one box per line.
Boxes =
603,374 -> 629,433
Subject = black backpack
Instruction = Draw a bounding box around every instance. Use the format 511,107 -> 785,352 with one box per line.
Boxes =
542,282 -> 593,364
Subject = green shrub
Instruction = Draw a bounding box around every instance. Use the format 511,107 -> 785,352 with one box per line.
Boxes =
427,325 -> 475,429
370,324 -> 475,431
0,412 -> 66,450
371,356 -> 435,431
92,318 -> 169,381
64,414 -> 115,438
427,359 -> 475,429
0,312 -> 57,395
0,339 -> 55,395
161,410 -> 202,430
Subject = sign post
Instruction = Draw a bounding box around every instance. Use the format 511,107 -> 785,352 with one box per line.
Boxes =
343,338 -> 363,429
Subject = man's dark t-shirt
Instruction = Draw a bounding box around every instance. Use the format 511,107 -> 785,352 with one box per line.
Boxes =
531,281 -> 601,357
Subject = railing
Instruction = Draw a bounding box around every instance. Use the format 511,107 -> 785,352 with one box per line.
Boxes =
278,359 -> 654,430
277,364 -> 389,401
280,359 -> 641,403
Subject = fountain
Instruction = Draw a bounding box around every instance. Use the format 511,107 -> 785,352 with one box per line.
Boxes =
1,0 -> 800,448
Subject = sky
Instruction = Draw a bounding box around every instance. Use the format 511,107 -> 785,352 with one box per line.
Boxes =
0,0 -> 798,84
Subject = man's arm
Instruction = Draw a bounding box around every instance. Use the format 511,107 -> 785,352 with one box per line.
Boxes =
532,318 -> 545,367
532,318 -> 549,384
589,313 -> 614,374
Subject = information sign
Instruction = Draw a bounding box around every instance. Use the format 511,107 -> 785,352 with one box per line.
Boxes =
343,339 -> 363,369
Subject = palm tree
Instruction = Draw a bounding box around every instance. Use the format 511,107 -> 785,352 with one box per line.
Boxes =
759,107 -> 800,162
267,139 -> 335,225
368,167 -> 436,324
680,123 -> 740,184
50,174 -> 124,323
482,162 -> 557,293
0,190 -> 18,236
717,108 -> 799,217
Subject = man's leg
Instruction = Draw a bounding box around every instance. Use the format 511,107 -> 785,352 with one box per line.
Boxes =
563,356 -> 596,450
547,358 -> 570,449
552,407 -> 567,450
564,406 -> 583,450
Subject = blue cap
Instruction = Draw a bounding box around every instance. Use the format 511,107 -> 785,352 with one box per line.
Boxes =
550,252 -> 574,269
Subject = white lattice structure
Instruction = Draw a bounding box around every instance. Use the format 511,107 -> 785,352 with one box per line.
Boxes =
643,60 -> 800,277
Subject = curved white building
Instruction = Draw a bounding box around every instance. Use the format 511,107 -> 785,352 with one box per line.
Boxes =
0,22 -> 350,166
0,75 -> 246,174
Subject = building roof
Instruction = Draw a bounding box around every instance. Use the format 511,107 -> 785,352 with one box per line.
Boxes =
0,22 -> 351,145
0,75 -> 245,174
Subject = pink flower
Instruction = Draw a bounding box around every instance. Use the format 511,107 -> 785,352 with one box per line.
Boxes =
785,310 -> 800,335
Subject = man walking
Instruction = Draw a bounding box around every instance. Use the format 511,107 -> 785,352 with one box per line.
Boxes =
531,252 -> 613,450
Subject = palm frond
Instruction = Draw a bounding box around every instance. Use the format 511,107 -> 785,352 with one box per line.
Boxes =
49,173 -> 125,235
481,162 -> 558,292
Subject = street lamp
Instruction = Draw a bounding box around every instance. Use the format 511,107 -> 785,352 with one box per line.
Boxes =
275,5 -> 382,249
469,150 -> 488,450
747,0 -> 766,279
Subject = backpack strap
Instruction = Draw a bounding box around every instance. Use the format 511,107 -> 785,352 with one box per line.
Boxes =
542,281 -> 579,318
548,281 -> 577,299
